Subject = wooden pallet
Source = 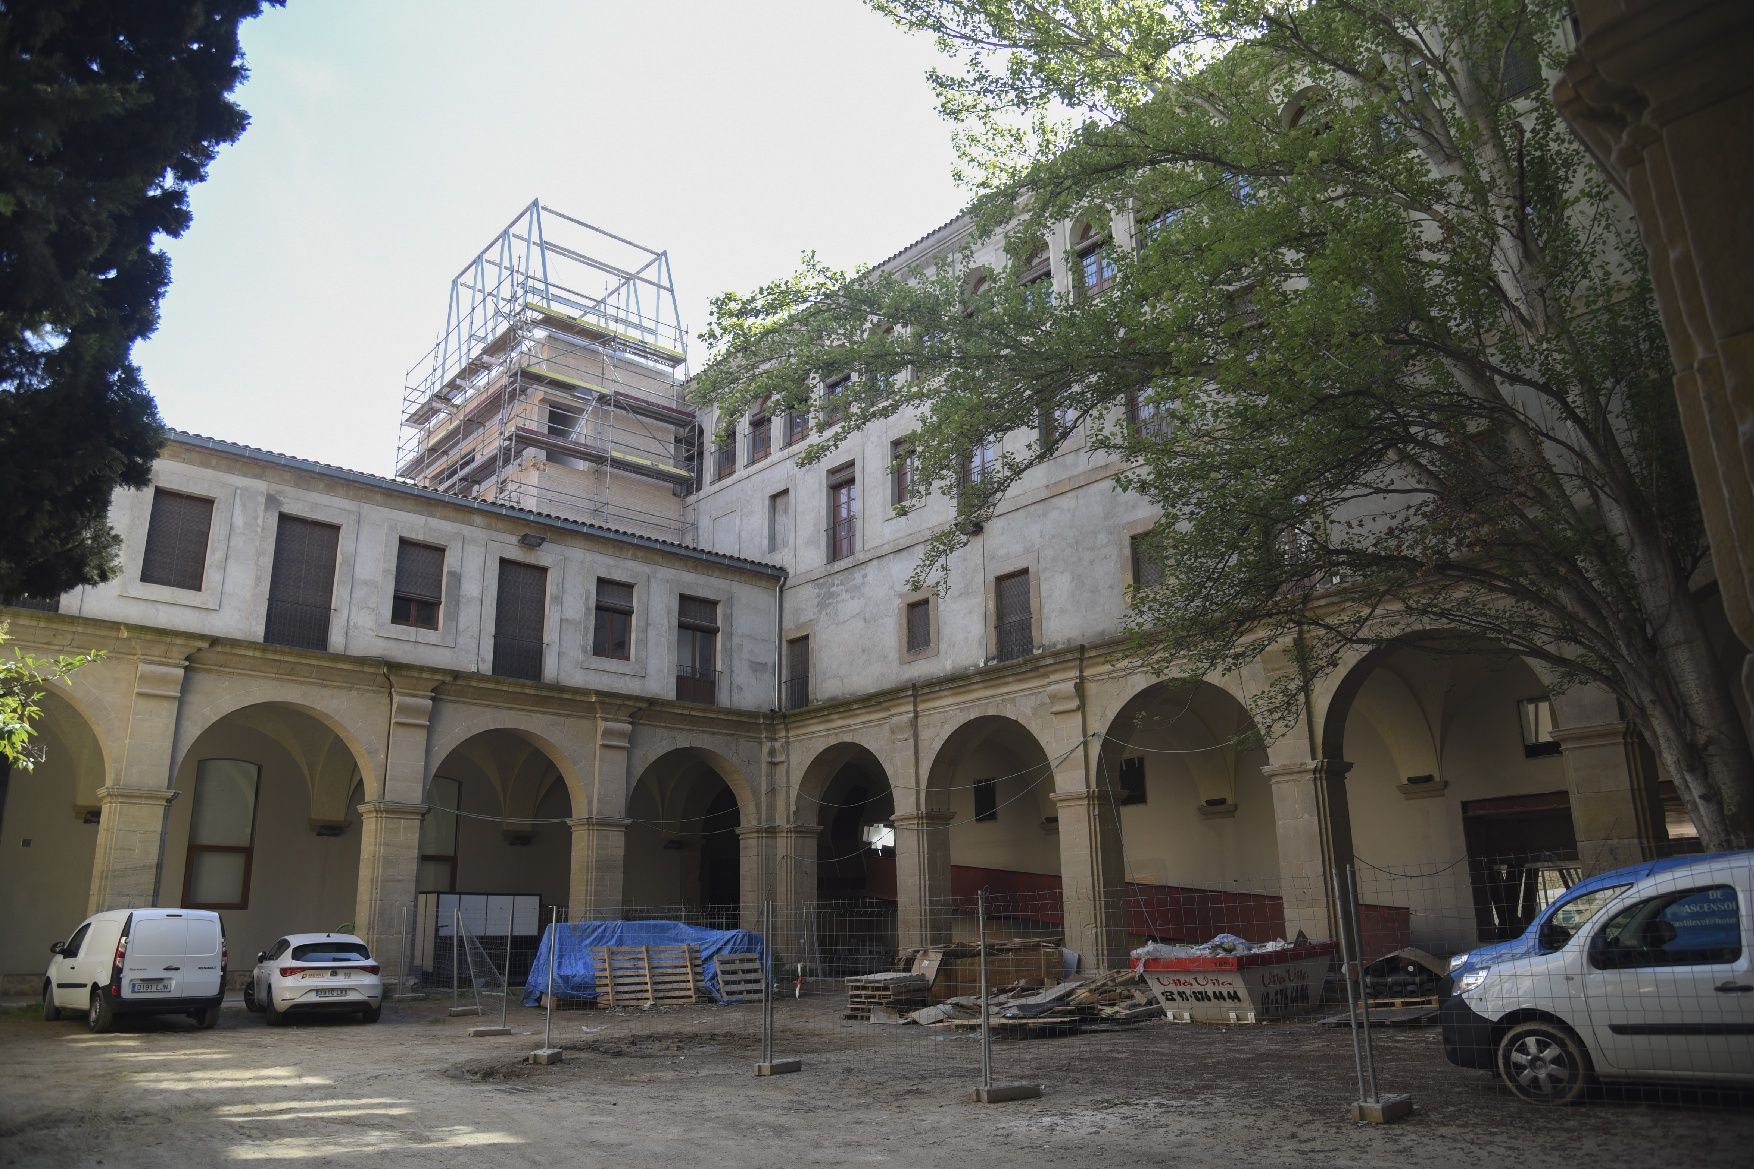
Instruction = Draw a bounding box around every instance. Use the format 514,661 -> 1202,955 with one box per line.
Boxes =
845,972 -> 930,1021
715,953 -> 766,1003
593,945 -> 703,1007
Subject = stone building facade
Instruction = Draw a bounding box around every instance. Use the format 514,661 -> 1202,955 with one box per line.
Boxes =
0,198 -> 1689,990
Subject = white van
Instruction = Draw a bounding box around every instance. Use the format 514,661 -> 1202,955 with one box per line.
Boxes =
1442,849 -> 1754,1103
42,908 -> 228,1032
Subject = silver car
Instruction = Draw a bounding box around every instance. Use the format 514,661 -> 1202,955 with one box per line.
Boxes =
244,933 -> 383,1024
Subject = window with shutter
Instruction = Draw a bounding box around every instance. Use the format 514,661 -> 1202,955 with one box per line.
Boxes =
785,635 -> 810,709
994,569 -> 1033,662
392,539 -> 445,629
492,559 -> 547,680
905,599 -> 932,654
676,595 -> 719,704
263,515 -> 340,651
140,488 -> 214,591
748,414 -> 771,463
593,578 -> 635,660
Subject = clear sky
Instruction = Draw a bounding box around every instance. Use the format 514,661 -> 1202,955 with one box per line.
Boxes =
133,0 -> 965,477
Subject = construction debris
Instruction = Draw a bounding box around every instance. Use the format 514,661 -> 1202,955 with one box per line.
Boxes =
845,971 -> 931,1021
852,966 -> 1154,1039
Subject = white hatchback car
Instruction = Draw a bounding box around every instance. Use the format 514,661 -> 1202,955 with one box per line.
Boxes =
244,933 -> 383,1024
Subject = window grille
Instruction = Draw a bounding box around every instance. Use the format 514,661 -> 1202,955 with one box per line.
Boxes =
891,439 -> 916,506
263,515 -> 339,651
748,415 -> 772,463
492,559 -> 547,680
1130,533 -> 1165,589
905,599 -> 932,654
994,569 -> 1033,662
785,635 -> 810,710
676,594 -> 720,705
140,488 -> 214,591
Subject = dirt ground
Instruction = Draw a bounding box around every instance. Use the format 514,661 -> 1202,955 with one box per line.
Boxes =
2,992 -> 1751,1168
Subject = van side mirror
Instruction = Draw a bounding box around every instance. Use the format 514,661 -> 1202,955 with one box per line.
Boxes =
49,940 -> 65,956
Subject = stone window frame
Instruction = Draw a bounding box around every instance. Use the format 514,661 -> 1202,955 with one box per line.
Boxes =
984,550 -> 1044,664
897,590 -> 939,664
118,471 -> 239,612
374,525 -> 464,650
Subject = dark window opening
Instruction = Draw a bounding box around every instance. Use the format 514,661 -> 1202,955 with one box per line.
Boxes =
827,462 -> 857,563
905,598 -> 931,654
1117,756 -> 1147,805
748,414 -> 771,464
676,595 -> 720,705
391,539 -> 445,630
593,578 -> 635,660
974,778 -> 998,822
785,409 -> 810,446
994,569 -> 1033,662
785,635 -> 810,710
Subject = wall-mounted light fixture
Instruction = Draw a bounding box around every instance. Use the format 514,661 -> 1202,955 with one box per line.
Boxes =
518,532 -> 547,549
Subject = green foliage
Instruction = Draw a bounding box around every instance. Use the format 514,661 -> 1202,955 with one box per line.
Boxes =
0,0 -> 279,598
0,622 -> 100,770
695,1 -> 1749,843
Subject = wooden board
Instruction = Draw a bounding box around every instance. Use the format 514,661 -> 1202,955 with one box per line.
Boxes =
715,954 -> 765,1004
944,1015 -> 1083,1040
593,945 -> 702,1006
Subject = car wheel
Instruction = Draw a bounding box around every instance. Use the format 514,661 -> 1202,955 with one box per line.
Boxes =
359,1003 -> 382,1024
42,983 -> 62,1022
1498,1020 -> 1593,1105
193,1003 -> 222,1029
243,980 -> 260,1013
87,989 -> 115,1034
263,996 -> 287,1027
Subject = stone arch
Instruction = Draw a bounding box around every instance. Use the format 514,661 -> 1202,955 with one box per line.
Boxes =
424,726 -> 575,909
923,713 -> 1060,882
623,745 -> 751,923
1094,679 -> 1280,896
794,740 -> 897,901
172,692 -> 378,801
422,709 -> 590,815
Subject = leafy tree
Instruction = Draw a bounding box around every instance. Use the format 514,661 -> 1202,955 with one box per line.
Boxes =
694,1 -> 1753,847
0,0 -> 277,598
0,622 -> 98,770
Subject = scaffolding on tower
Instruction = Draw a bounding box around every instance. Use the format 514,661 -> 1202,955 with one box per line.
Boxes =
397,200 -> 703,541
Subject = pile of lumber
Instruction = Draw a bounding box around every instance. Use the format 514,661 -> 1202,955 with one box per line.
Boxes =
901,939 -> 1066,1002
845,971 -> 931,1020
859,968 -> 1159,1038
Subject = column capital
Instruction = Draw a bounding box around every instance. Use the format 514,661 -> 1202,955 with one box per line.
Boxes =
357,800 -> 427,821
1261,759 -> 1353,786
568,816 -> 631,832
1549,721 -> 1628,750
132,660 -> 187,701
1049,788 -> 1104,809
597,719 -> 633,751
96,785 -> 178,808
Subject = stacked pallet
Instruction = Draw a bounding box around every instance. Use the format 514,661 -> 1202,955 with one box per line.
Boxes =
845,971 -> 931,1020
593,944 -> 703,1007
714,953 -> 766,1003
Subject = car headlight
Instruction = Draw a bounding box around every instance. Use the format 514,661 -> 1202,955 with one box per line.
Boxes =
1448,950 -> 1470,973
1455,966 -> 1491,994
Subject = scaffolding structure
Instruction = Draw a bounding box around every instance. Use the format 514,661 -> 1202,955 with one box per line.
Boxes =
397,201 -> 701,540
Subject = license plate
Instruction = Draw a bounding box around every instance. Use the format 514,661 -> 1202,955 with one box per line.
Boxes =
314,988 -> 348,998
129,979 -> 169,993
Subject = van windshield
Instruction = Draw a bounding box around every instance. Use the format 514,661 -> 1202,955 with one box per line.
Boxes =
1539,883 -> 1631,950
291,942 -> 371,963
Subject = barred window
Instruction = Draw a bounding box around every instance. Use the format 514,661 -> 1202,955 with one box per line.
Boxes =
891,438 -> 916,507
263,515 -> 339,651
748,414 -> 772,464
676,595 -> 720,705
492,559 -> 547,680
391,539 -> 444,629
994,569 -> 1033,662
905,598 -> 932,654
1130,533 -> 1165,590
593,578 -> 635,660
785,409 -> 810,446
140,488 -> 214,591
784,634 -> 810,710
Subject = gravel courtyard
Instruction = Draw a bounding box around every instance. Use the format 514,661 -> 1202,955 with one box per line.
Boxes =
2,994 -> 1750,1168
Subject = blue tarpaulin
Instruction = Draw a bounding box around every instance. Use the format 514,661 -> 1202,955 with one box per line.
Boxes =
520,920 -> 765,1006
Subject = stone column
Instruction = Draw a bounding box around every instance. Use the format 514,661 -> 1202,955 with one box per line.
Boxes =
1553,722 -> 1662,874
892,810 -> 953,949
353,681 -> 435,983
1052,788 -> 1129,972
353,801 -> 426,987
737,824 -> 820,962
87,786 -> 178,913
569,817 -> 630,921
87,659 -> 187,913
1261,760 -> 1355,945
